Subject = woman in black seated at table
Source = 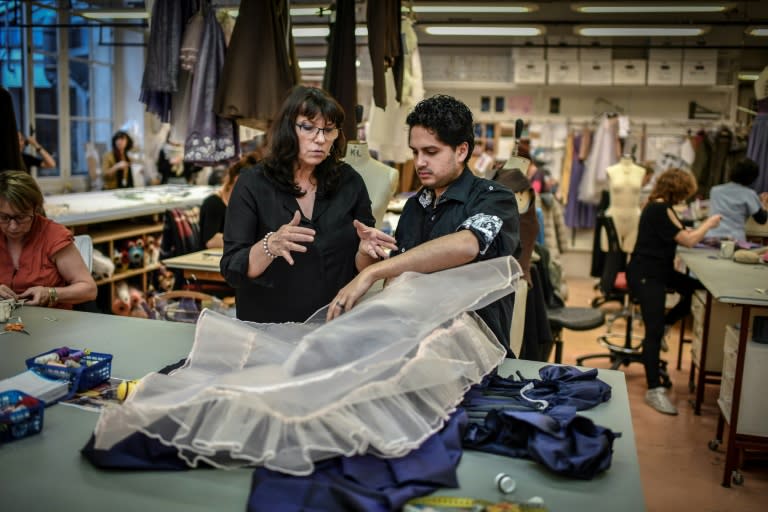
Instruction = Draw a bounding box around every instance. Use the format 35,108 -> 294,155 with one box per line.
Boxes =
220,85 -> 396,323
0,171 -> 97,308
627,168 -> 721,416
199,151 -> 261,250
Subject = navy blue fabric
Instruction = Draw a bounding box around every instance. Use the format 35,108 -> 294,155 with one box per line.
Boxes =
463,405 -> 620,480
82,429 -> 202,471
247,411 -> 466,512
462,365 -> 612,414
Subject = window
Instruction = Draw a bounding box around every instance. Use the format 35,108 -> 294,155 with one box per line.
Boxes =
0,1 -> 114,183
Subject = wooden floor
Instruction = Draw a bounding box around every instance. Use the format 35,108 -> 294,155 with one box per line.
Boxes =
556,272 -> 768,512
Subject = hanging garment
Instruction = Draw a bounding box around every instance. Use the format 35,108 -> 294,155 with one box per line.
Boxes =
323,0 -> 357,142
367,0 -> 402,109
367,17 -> 424,164
564,133 -> 597,229
748,113 -> 768,193
90,258 -> 521,475
184,5 -> 236,163
139,0 -> 197,121
703,126 -> 734,197
214,0 -> 298,129
579,116 -> 619,205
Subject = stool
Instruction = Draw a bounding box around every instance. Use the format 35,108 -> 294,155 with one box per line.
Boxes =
548,307 -> 606,364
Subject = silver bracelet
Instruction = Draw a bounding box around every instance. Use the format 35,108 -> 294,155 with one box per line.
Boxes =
263,232 -> 278,259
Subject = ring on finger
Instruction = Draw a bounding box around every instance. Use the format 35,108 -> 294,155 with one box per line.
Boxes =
335,302 -> 345,308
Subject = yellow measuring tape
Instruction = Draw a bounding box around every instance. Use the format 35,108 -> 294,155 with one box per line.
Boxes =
406,496 -> 548,511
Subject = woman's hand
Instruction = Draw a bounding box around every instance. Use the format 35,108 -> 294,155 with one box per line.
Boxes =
705,214 -> 722,229
19,286 -> 49,306
267,210 -> 316,265
354,220 -> 397,260
326,269 -> 376,322
0,284 -> 18,301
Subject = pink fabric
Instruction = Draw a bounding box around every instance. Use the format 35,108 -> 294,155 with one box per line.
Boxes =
0,215 -> 74,300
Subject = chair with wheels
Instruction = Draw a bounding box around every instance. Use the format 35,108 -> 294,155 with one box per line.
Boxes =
548,306 -> 606,364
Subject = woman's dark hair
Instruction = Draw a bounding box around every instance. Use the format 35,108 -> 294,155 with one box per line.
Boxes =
111,130 -> 134,163
648,167 -> 697,204
406,95 -> 475,164
729,158 -> 759,186
263,86 -> 346,197
0,87 -> 25,172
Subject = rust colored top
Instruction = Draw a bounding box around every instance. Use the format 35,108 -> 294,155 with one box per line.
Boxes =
0,215 -> 74,309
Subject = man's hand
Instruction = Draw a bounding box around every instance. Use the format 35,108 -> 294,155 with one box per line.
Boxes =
326,269 -> 376,322
354,220 -> 397,260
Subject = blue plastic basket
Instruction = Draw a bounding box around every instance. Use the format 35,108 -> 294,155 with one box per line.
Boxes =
25,349 -> 112,397
0,390 -> 45,443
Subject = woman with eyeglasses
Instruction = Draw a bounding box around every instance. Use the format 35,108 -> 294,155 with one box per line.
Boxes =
0,171 -> 97,307
221,86 -> 396,323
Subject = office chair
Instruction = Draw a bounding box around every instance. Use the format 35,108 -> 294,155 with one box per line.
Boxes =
575,216 -> 671,386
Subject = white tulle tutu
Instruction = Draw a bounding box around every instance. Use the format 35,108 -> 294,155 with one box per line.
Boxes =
92,257 -> 521,474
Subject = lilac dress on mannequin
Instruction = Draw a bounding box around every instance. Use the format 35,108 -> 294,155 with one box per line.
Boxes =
564,134 -> 597,229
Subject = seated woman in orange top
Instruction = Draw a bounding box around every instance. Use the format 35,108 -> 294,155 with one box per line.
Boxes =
0,171 -> 97,308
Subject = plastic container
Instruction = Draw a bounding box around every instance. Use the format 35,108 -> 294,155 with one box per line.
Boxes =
0,390 -> 45,443
25,348 -> 112,397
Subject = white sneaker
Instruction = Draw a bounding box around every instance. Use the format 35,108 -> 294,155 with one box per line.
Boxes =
645,387 -> 678,415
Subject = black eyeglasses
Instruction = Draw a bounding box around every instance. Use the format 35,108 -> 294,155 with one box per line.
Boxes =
0,213 -> 35,225
295,123 -> 339,140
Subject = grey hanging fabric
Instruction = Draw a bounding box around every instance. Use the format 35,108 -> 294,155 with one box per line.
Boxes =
323,0 -> 358,142
214,0 -> 298,129
367,0 -> 403,109
183,3 -> 236,164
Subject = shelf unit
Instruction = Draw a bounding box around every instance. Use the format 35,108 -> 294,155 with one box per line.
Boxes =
71,218 -> 165,309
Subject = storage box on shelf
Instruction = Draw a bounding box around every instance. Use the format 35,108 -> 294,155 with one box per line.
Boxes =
718,324 -> 768,436
690,288 -> 741,379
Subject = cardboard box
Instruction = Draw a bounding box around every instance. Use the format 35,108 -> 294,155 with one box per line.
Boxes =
548,60 -> 580,84
579,59 -> 613,85
613,59 -> 647,85
514,59 -> 546,84
682,58 -> 717,85
647,59 -> 682,85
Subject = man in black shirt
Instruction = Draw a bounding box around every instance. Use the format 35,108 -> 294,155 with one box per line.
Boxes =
328,95 -> 521,354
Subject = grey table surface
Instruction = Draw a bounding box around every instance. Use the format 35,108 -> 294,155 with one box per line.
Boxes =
0,307 -> 644,512
678,247 -> 768,306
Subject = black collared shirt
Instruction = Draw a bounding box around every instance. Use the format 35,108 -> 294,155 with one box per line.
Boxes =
394,168 -> 521,352
221,163 -> 375,323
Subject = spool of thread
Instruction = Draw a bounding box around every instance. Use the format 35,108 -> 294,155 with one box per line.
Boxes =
116,380 -> 138,401
34,352 -> 59,365
495,473 -> 516,494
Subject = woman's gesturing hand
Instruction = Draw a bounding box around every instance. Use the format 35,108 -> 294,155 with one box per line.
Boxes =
267,210 -> 316,265
354,220 -> 397,260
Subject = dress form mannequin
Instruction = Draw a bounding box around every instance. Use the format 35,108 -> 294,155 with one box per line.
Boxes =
602,156 -> 645,253
344,141 -> 398,228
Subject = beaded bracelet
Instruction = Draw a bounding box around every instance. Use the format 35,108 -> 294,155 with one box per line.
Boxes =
263,232 -> 278,259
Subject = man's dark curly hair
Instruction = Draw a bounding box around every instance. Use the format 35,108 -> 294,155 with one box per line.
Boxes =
729,158 -> 759,186
406,95 -> 475,164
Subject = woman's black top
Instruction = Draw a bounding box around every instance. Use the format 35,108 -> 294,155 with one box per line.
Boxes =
628,201 -> 682,282
221,162 -> 375,323
199,193 -> 226,250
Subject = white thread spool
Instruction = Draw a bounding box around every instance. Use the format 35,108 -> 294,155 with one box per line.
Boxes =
495,472 -> 516,494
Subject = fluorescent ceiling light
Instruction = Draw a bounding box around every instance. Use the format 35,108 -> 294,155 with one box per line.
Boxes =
576,26 -> 708,36
425,26 -> 543,36
738,71 -> 760,81
412,4 -> 537,14
746,26 -> 768,36
292,26 -> 368,38
573,4 -> 731,13
298,59 -> 361,70
77,9 -> 149,19
229,6 -> 332,18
